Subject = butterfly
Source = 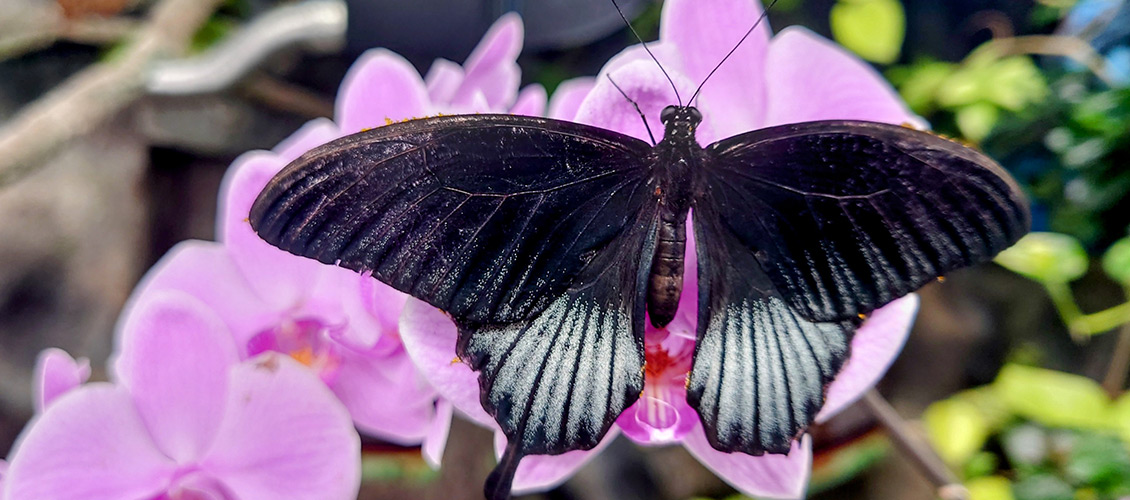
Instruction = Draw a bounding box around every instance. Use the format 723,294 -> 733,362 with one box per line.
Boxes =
248,7 -> 1028,500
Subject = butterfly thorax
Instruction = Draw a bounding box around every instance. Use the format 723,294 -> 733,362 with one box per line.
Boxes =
646,105 -> 705,328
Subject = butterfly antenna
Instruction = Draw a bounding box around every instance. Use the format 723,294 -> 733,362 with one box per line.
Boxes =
608,75 -> 658,145
688,0 -> 780,104
610,0 -> 682,107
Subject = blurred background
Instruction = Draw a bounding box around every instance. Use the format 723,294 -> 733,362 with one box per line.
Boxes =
0,0 -> 1129,499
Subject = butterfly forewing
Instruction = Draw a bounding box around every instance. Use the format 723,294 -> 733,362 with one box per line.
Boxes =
699,121 -> 1030,323
250,115 -> 655,324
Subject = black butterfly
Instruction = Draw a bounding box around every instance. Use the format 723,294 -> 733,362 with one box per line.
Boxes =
249,101 -> 1028,497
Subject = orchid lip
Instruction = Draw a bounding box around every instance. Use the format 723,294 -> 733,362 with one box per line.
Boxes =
246,316 -> 346,384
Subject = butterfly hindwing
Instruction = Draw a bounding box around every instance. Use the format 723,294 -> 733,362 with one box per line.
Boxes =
689,206 -> 856,454
700,120 -> 1029,323
459,203 -> 660,500
250,114 -> 655,324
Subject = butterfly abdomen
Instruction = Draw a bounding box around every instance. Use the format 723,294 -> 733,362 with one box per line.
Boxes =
647,181 -> 692,328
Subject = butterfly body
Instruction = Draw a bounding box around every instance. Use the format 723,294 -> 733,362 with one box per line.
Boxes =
645,105 -> 704,327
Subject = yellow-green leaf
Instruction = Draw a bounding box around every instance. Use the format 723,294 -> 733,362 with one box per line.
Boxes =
830,0 -> 906,64
955,102 -> 1000,143
924,398 -> 991,465
994,364 -> 1113,430
1114,393 -> 1130,446
967,476 -> 1014,500
895,60 -> 957,114
995,232 -> 1090,284
1101,237 -> 1130,285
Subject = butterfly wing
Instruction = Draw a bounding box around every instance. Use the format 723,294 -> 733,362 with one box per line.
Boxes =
251,114 -> 655,325
688,120 -> 1028,454
250,114 -> 660,499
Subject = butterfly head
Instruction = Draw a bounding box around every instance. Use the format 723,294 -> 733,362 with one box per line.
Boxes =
660,105 -> 702,142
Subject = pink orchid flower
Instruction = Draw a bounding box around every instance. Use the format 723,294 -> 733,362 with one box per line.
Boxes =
401,0 -> 924,497
129,12 -> 545,461
3,291 -> 360,500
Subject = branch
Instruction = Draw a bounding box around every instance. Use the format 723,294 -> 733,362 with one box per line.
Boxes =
0,0 -> 225,188
969,35 -> 1117,87
861,390 -> 969,500
1103,323 -> 1130,397
0,16 -> 139,62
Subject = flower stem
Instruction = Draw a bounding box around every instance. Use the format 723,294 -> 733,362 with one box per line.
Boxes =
1072,302 -> 1130,336
861,390 -> 969,500
1042,281 -> 1130,338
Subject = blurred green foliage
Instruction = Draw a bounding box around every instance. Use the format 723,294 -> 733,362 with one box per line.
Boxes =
996,233 -> 1091,285
830,0 -> 905,64
925,365 -> 1130,500
886,53 -> 1049,142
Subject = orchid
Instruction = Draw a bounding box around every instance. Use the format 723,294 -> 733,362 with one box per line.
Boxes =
2,291 -> 360,500
400,0 -> 924,497
128,12 -> 546,458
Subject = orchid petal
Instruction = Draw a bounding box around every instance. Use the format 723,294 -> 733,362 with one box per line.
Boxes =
684,429 -> 812,500
337,49 -> 431,134
218,153 -> 326,311
660,0 -> 771,135
3,385 -> 176,500
547,77 -> 596,120
167,473 -> 235,500
399,299 -> 494,427
331,345 -> 436,445
493,429 -> 619,495
455,13 -> 523,109
762,27 -> 918,127
424,58 -> 465,104
510,84 -> 548,117
307,268 -> 382,350
422,399 -> 454,469
202,354 -> 360,500
597,42 -> 682,82
271,118 -> 340,163
817,294 -> 918,422
115,290 -> 239,463
33,348 -> 89,413
576,60 -> 700,143
129,241 -> 273,350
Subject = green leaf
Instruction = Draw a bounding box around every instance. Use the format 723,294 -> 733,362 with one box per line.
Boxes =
994,232 -> 1090,284
1114,394 -> 1130,446
967,476 -> 1014,500
891,60 -> 956,114
956,102 -> 1001,143
1011,474 -> 1075,500
965,451 -> 1001,479
994,365 -> 1113,430
935,54 -> 1047,113
924,398 -> 991,465
954,386 -> 1015,430
1101,237 -> 1130,286
830,0 -> 905,64
1064,432 -> 1130,491
985,57 -> 1048,112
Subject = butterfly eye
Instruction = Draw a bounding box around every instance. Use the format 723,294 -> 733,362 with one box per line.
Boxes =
660,106 -> 678,124
688,107 -> 703,124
